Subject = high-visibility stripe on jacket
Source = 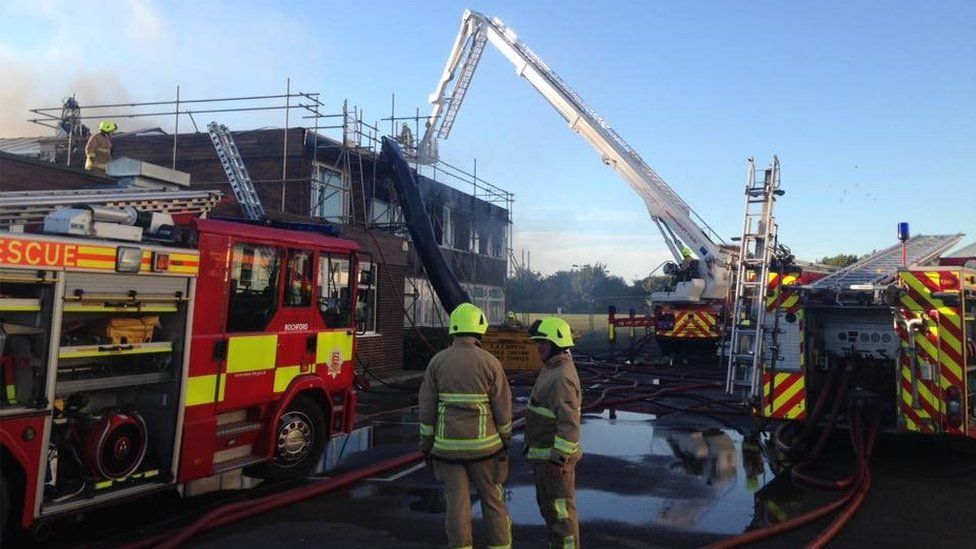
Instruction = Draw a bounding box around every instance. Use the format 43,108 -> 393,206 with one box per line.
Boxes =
419,336 -> 513,460
524,352 -> 582,465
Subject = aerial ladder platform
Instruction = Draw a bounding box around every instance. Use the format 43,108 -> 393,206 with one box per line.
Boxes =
416,9 -> 734,304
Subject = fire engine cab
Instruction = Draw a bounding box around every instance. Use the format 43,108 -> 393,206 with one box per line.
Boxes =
0,204 -> 364,538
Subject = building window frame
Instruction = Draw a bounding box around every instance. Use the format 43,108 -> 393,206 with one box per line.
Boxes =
356,259 -> 378,334
311,162 -> 349,223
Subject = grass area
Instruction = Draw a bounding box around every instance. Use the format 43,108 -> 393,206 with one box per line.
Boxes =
520,312 -> 609,335
517,312 -> 655,352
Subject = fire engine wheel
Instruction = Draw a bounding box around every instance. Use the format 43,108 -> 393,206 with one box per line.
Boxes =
1,468 -> 11,541
261,395 -> 327,481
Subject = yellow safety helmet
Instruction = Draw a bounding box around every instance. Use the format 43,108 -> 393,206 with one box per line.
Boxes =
506,311 -> 516,320
448,303 -> 488,335
681,247 -> 693,259
99,120 -> 118,133
530,317 -> 574,348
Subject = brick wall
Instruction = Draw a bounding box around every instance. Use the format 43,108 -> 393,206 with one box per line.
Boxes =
0,151 -> 116,191
355,263 -> 407,377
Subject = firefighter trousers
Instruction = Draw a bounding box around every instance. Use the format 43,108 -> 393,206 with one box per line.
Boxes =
533,463 -> 579,549
432,454 -> 511,549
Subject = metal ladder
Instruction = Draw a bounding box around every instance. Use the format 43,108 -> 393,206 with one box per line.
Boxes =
440,31 -> 488,139
0,187 -> 222,229
207,121 -> 266,221
725,156 -> 782,396
809,233 -> 964,289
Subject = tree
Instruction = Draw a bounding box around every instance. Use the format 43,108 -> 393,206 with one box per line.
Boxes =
819,254 -> 860,268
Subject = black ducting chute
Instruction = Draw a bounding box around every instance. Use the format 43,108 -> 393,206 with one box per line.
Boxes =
381,137 -> 471,314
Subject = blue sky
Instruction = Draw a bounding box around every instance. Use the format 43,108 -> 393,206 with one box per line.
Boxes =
2,0 -> 973,280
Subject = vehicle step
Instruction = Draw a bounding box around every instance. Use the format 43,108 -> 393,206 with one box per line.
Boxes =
217,421 -> 263,438
213,455 -> 266,474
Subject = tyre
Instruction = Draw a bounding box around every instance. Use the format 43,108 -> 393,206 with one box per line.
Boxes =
255,395 -> 328,481
1,468 -> 11,542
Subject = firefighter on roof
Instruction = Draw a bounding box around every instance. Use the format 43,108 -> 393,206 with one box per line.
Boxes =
526,316 -> 582,549
84,120 -> 117,173
419,303 -> 513,549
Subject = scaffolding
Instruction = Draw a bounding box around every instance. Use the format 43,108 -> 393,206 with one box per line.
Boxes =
23,83 -> 518,275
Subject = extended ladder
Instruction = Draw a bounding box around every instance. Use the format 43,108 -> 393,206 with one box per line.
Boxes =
0,188 -> 222,229
725,157 -> 782,396
207,122 -> 266,221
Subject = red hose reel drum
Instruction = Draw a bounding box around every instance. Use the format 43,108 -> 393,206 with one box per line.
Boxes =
82,411 -> 149,480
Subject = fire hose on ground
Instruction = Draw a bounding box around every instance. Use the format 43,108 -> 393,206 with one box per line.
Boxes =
705,370 -> 883,549
120,364 -> 714,547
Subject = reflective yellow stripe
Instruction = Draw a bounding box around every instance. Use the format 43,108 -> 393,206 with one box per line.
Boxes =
497,422 -> 512,435
5,385 -> 16,403
478,403 -> 487,439
440,393 -> 489,403
0,303 -> 41,312
316,331 -> 353,364
59,343 -> 172,359
433,433 -> 502,451
274,364 -> 310,393
95,480 -> 113,490
528,404 -> 556,418
527,446 -> 551,460
420,423 -> 434,436
186,375 -> 217,406
554,498 -> 569,520
437,403 -> 447,438
553,436 -> 579,455
63,303 -> 178,313
226,335 -> 277,373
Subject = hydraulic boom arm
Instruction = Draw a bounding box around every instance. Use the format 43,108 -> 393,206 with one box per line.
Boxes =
418,10 -> 729,300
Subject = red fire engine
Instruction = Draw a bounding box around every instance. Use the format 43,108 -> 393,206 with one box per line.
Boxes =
0,205 -> 364,537
751,233 -> 975,439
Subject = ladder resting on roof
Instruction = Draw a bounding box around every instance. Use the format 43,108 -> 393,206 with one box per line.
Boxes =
207,121 -> 266,221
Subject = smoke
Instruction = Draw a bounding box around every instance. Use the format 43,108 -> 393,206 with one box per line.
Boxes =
0,0 -> 168,138
0,54 -> 48,137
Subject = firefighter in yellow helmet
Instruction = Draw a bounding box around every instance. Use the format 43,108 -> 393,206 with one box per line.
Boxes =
526,317 -> 582,549
84,120 -> 117,173
418,302 -> 513,549
505,310 -> 523,329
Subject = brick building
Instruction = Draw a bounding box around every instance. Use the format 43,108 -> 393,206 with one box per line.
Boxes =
1,123 -> 511,376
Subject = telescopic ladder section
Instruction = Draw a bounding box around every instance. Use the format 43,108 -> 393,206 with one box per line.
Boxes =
725,157 -> 782,396
417,9 -> 731,298
207,121 -> 266,221
0,188 -> 222,229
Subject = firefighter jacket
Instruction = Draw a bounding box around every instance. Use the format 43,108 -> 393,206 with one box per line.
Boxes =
84,132 -> 113,172
418,336 -> 513,461
525,352 -> 583,466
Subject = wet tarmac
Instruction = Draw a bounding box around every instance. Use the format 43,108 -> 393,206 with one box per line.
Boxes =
15,380 -> 976,548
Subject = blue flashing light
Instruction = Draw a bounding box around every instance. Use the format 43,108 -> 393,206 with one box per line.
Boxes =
897,222 -> 910,242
